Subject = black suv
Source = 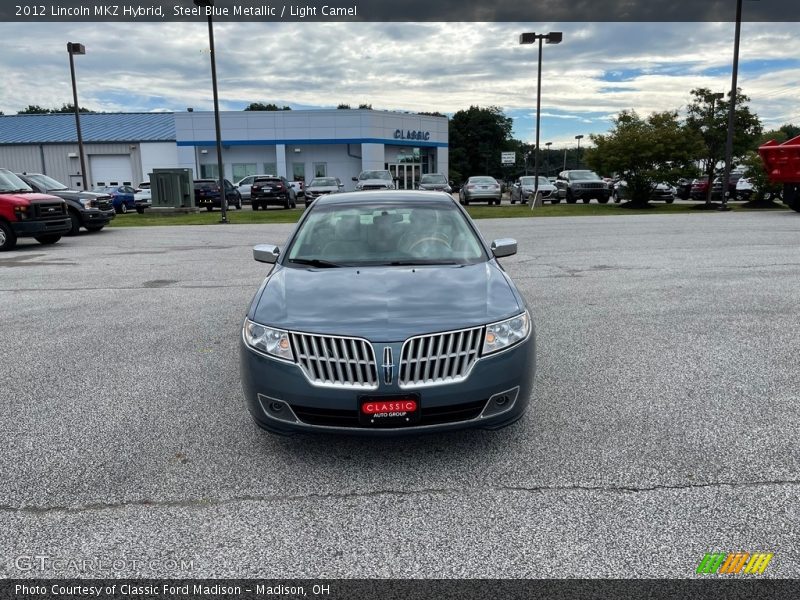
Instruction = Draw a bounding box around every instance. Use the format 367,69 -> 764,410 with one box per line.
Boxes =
17,172 -> 115,235
193,179 -> 242,211
251,176 -> 297,210
555,170 -> 611,204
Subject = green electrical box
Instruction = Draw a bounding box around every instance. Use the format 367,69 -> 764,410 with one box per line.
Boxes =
150,168 -> 193,208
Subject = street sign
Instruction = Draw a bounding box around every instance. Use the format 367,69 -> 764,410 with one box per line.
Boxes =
501,152 -> 516,165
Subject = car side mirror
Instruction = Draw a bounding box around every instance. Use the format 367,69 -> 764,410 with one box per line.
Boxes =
352,177 -> 358,182
253,244 -> 280,264
491,238 -> 517,258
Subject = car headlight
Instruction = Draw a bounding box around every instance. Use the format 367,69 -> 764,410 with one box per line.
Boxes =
243,319 -> 294,361
483,312 -> 530,355
79,198 -> 96,208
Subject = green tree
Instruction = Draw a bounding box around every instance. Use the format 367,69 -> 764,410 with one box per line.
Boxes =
449,106 -> 513,180
358,103 -> 372,109
244,102 -> 290,111
684,87 -> 762,199
586,110 -> 702,206
18,104 -> 50,114
337,103 -> 351,109
739,150 -> 783,202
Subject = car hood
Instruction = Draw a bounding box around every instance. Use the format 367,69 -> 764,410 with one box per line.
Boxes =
251,262 -> 522,341
0,191 -> 63,205
522,184 -> 556,191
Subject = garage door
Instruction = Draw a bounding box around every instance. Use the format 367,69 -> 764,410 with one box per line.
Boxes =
90,154 -> 133,187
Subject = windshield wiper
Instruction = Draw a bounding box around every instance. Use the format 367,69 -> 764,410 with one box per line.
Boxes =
289,258 -> 343,268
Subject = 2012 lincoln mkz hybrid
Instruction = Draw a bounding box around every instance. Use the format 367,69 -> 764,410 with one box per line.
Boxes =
239,190 -> 535,435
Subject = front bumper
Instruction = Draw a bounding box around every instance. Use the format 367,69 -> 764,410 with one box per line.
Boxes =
80,209 -> 114,225
239,329 -> 536,436
464,190 -> 502,201
570,187 -> 610,199
12,218 -> 71,236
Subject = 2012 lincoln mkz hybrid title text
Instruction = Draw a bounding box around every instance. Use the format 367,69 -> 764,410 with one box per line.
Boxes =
239,190 -> 535,435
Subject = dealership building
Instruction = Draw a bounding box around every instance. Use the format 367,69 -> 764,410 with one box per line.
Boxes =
0,109 -> 449,191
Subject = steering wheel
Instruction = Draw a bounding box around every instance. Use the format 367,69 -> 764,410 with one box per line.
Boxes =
408,235 -> 452,252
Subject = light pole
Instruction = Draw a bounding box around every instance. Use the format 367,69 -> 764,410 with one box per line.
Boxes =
545,141 -> 552,176
195,0 -> 227,223
67,42 -> 88,190
575,134 -> 584,169
520,31 -> 562,203
704,92 -> 725,206
720,0 -> 758,211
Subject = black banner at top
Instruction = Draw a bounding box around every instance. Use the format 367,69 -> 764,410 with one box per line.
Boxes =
2,0 -> 799,22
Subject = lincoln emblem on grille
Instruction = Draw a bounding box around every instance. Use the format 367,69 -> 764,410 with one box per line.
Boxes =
382,346 -> 394,385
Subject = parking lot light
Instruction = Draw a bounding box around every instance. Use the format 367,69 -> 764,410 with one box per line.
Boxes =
66,42 -> 88,191
195,0 -> 228,223
575,135 -> 584,169
721,0 -> 759,212
520,32 -> 562,202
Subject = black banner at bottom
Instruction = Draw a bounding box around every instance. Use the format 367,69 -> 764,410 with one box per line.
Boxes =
3,579 -> 800,600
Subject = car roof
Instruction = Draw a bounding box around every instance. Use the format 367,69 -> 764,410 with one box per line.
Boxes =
314,190 -> 455,207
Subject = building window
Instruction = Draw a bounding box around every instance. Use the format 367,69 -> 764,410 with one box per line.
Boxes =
232,163 -> 257,182
200,164 -> 219,179
313,162 -> 327,177
292,162 -> 305,182
263,162 -> 277,176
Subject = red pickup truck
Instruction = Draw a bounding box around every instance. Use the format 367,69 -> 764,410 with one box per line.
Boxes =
0,168 -> 71,251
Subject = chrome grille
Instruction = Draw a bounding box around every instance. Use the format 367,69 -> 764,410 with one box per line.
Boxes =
291,332 -> 378,389
399,325 -> 484,387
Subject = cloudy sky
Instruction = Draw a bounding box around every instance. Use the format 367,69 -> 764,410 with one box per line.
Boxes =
1,21 -> 798,147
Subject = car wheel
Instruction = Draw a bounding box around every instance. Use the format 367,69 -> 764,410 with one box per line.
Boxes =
85,225 -> 104,232
0,221 -> 18,251
464,198 -> 469,205
598,197 -> 609,204
566,190 -> 577,204
136,207 -> 145,214
582,198 -> 590,204
237,200 -> 242,210
665,197 -> 675,204
120,202 -> 128,214
67,210 -> 81,236
34,234 -> 61,245
206,206 -> 213,212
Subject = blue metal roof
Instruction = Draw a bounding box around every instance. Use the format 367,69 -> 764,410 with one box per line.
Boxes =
0,112 -> 175,144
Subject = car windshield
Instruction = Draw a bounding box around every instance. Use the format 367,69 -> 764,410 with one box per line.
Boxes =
25,173 -> 68,191
520,177 -> 549,186
310,178 -> 337,186
285,201 -> 487,267
0,169 -> 33,193
570,171 -> 601,181
92,186 -> 114,192
420,174 -> 447,184
359,171 -> 392,181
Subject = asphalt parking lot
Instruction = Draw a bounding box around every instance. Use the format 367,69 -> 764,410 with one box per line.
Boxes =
2,211 -> 799,578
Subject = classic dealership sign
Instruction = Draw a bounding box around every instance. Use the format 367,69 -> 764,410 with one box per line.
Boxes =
394,129 -> 431,141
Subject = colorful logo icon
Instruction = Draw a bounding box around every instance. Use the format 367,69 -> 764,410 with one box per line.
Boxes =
696,552 -> 773,575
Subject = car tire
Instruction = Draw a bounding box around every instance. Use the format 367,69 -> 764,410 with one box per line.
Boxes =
551,198 -> 560,204
85,225 -> 104,233
120,203 -> 128,214
0,221 -> 18,251
206,206 -> 213,212
665,197 -> 675,204
67,210 -> 81,236
463,198 -> 469,206
136,207 -> 145,214
34,234 -> 61,245
566,190 -> 577,204
511,198 -> 516,204
598,197 -> 609,204
582,198 -> 590,203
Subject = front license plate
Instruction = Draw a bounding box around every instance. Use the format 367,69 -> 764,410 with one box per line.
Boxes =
359,395 -> 421,427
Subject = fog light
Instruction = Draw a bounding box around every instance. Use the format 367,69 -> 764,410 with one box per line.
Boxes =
495,395 -> 509,406
269,402 -> 284,413
481,386 -> 520,419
